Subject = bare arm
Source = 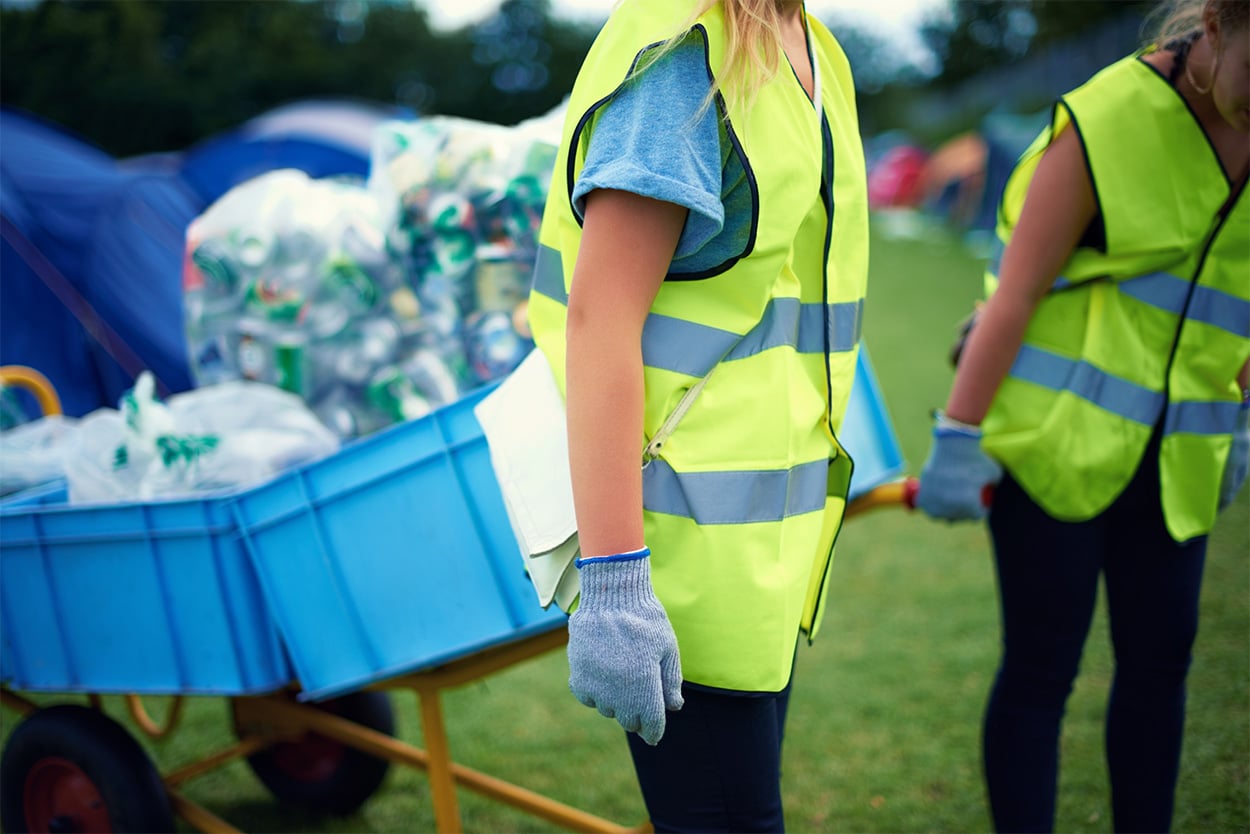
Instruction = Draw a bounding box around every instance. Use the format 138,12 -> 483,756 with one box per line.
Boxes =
944,124 -> 1097,425
566,189 -> 688,557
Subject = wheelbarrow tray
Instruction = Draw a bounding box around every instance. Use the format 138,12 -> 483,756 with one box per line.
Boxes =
0,482 -> 290,696
1,349 -> 902,703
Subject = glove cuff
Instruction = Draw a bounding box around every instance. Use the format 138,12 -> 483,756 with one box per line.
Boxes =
575,546 -> 650,568
933,409 -> 982,438
575,552 -> 655,608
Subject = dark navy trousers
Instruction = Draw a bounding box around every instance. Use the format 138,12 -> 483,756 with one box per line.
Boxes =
984,452 -> 1206,833
626,679 -> 793,833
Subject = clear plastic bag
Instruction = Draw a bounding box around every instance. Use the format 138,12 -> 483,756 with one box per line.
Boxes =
0,414 -> 81,497
63,372 -> 339,504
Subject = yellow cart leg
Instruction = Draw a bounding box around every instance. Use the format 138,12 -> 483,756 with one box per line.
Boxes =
417,687 -> 463,834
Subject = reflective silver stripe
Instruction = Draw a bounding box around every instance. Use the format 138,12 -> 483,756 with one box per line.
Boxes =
642,314 -> 737,377
1164,399 -> 1242,436
533,244 -> 863,377
1117,272 -> 1250,338
642,457 -> 828,523
531,244 -> 567,304
1010,344 -> 1163,426
1047,271 -> 1249,339
724,298 -> 862,358
827,300 -> 864,354
1117,271 -> 1187,312
643,298 -> 860,374
1188,284 -> 1250,339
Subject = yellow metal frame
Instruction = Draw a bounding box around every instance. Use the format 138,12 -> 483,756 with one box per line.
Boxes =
0,365 -> 62,417
1,480 -> 913,833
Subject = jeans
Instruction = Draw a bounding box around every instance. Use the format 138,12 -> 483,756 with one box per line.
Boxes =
984,457 -> 1206,833
626,679 -> 793,833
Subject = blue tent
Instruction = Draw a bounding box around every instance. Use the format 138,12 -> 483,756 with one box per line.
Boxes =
0,101 -> 403,418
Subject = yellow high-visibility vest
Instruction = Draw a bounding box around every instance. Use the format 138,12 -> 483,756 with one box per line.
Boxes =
983,51 -> 1250,541
528,0 -> 869,691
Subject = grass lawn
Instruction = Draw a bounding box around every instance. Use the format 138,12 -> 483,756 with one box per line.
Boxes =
3,222 -> 1247,833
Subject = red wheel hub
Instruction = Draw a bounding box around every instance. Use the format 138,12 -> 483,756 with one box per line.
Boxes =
23,756 -> 112,833
270,734 -> 346,783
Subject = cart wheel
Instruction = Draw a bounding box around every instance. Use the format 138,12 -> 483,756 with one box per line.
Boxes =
0,704 -> 175,834
235,690 -> 394,815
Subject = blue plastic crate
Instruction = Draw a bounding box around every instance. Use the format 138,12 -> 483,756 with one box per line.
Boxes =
0,482 -> 291,696
231,385 -> 568,702
232,349 -> 902,702
843,347 -> 906,499
0,346 -> 901,703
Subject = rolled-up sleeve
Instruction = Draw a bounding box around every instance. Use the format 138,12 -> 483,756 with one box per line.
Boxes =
572,37 -> 724,261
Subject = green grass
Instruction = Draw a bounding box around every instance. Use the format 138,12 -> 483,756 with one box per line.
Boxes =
3,225 -> 1246,833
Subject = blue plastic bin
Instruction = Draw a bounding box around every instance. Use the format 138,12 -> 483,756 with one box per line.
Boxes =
231,384 -> 568,702
843,347 -> 906,499
232,348 -> 902,702
0,345 -> 901,703
0,482 -> 290,696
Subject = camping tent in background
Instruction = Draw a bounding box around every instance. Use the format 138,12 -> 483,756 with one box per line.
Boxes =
916,108 -> 1049,237
178,99 -> 407,206
867,143 -> 929,210
0,100 -> 404,418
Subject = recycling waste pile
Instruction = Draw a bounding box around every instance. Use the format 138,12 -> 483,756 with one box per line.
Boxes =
184,115 -> 556,442
0,113 -> 561,503
0,114 -> 583,705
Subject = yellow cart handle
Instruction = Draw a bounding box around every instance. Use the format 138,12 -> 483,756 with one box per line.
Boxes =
0,365 -> 62,417
845,477 -> 919,519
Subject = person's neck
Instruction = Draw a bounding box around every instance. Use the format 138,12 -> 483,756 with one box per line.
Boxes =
777,1 -> 804,27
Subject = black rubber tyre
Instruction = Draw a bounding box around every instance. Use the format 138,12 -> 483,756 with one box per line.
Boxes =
0,704 -> 175,833
234,690 -> 394,815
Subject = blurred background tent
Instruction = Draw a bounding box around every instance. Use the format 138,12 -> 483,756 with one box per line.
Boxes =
916,108 -> 1047,234
0,100 -> 404,418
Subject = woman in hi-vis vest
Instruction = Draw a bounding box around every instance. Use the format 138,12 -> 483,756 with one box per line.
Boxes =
526,0 -> 868,830
915,0 -> 1249,830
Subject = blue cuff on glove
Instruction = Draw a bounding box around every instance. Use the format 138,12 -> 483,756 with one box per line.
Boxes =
575,546 -> 650,568
916,412 -> 1002,522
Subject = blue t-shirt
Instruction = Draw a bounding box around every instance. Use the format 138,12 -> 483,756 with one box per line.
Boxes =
571,34 -> 753,276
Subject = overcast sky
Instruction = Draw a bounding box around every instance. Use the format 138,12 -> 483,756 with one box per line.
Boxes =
419,0 -> 951,70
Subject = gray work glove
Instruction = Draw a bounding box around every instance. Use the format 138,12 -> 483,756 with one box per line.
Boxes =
567,549 -> 683,746
916,411 -> 1002,522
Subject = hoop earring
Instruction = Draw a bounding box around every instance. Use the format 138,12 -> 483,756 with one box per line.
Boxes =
1186,52 -> 1217,96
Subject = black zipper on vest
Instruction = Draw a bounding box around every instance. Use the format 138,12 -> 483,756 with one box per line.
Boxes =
1157,178 -> 1246,428
819,116 -> 836,424
808,108 -> 851,645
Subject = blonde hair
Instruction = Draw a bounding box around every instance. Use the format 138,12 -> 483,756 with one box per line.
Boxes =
635,0 -> 799,117
1149,0 -> 1249,48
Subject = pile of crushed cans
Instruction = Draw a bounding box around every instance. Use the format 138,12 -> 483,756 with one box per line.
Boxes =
183,114 -> 558,438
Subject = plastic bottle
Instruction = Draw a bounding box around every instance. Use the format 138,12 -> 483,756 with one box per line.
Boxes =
401,348 -> 461,408
474,242 -> 531,313
366,365 -> 433,425
234,319 -> 310,398
465,310 -> 532,384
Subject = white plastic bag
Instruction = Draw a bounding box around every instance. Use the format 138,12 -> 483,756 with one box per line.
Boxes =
64,372 -> 339,504
0,415 -> 81,496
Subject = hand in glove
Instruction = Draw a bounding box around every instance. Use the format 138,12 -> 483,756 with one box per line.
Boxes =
916,412 -> 1002,522
567,548 -> 683,746
1219,399 -> 1250,511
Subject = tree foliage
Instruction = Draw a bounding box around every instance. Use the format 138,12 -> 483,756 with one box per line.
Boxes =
916,0 -> 1153,89
0,0 -> 1157,157
0,0 -> 597,157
